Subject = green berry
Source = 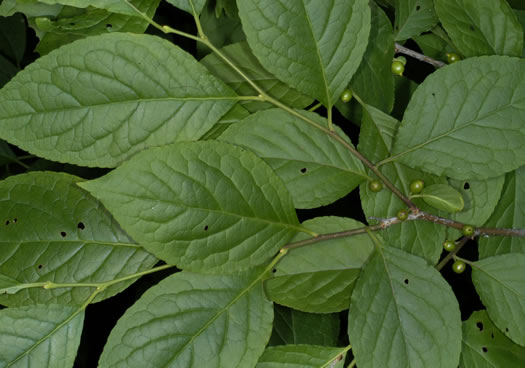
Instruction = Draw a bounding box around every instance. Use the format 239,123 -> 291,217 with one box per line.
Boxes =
395,56 -> 407,65
397,209 -> 409,221
452,260 -> 466,274
409,179 -> 424,194
462,225 -> 475,237
369,180 -> 383,192
340,89 -> 353,103
392,60 -> 405,76
446,53 -> 461,64
443,240 -> 456,252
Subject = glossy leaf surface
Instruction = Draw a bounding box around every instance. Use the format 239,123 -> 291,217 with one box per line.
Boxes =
79,141 -> 301,272
237,0 -> 370,107
348,246 -> 462,368
0,304 -> 83,367
265,217 -> 374,313
471,253 -> 525,346
0,33 -> 236,167
0,172 -> 156,307
220,109 -> 367,208
99,270 -> 273,368
392,56 -> 525,180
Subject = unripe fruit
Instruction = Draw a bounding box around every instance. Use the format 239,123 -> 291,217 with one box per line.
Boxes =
340,89 -> 352,103
462,225 -> 475,237
409,179 -> 424,194
443,240 -> 456,252
397,209 -> 409,221
446,53 -> 461,64
392,60 -> 404,76
369,180 -> 383,192
452,260 -> 466,274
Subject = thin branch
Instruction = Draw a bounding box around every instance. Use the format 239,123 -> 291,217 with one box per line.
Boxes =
395,43 -> 446,68
436,237 -> 469,271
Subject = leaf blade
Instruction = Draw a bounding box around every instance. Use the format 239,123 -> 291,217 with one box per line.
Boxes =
348,246 -> 462,368
79,141 -> 300,272
99,270 -> 273,368
0,33 -> 237,167
237,0 -> 371,107
391,56 -> 525,180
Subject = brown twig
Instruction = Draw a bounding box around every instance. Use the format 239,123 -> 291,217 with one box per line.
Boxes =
395,42 -> 446,68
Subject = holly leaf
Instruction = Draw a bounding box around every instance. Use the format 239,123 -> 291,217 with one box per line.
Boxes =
79,141 -> 301,272
478,166 -> 525,257
0,33 -> 237,167
265,217 -> 374,313
412,184 -> 465,213
99,270 -> 273,368
391,56 -> 525,180
434,0 -> 523,57
237,0 -> 371,107
220,109 -> 367,209
0,304 -> 84,367
394,0 -> 438,41
471,253 -> 525,346
256,345 -> 347,368
348,245 -> 462,368
0,172 -> 157,307
460,310 -> 525,367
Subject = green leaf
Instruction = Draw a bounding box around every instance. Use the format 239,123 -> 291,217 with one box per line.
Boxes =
0,171 -> 157,307
0,304 -> 84,367
237,0 -> 371,107
434,0 -> 523,57
479,166 -> 525,257
471,253 -> 525,346
0,33 -> 237,167
256,345 -> 347,368
348,245 -> 462,368
269,304 -> 340,346
447,176 -> 505,240
391,56 -> 525,180
349,3 -> 395,113
34,0 -> 161,55
28,0 -> 140,16
265,217 -> 374,313
79,141 -> 301,272
358,104 -> 446,264
201,42 -> 313,112
412,183 -> 464,213
99,270 -> 273,368
413,33 -> 450,60
219,109 -> 367,209
165,0 -> 206,15
0,0 -> 63,18
394,0 -> 438,41
460,310 -> 525,368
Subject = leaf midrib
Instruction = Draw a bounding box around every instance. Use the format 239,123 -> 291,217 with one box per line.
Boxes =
165,272 -> 267,365
391,94 -> 525,161
1,95 -> 238,121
